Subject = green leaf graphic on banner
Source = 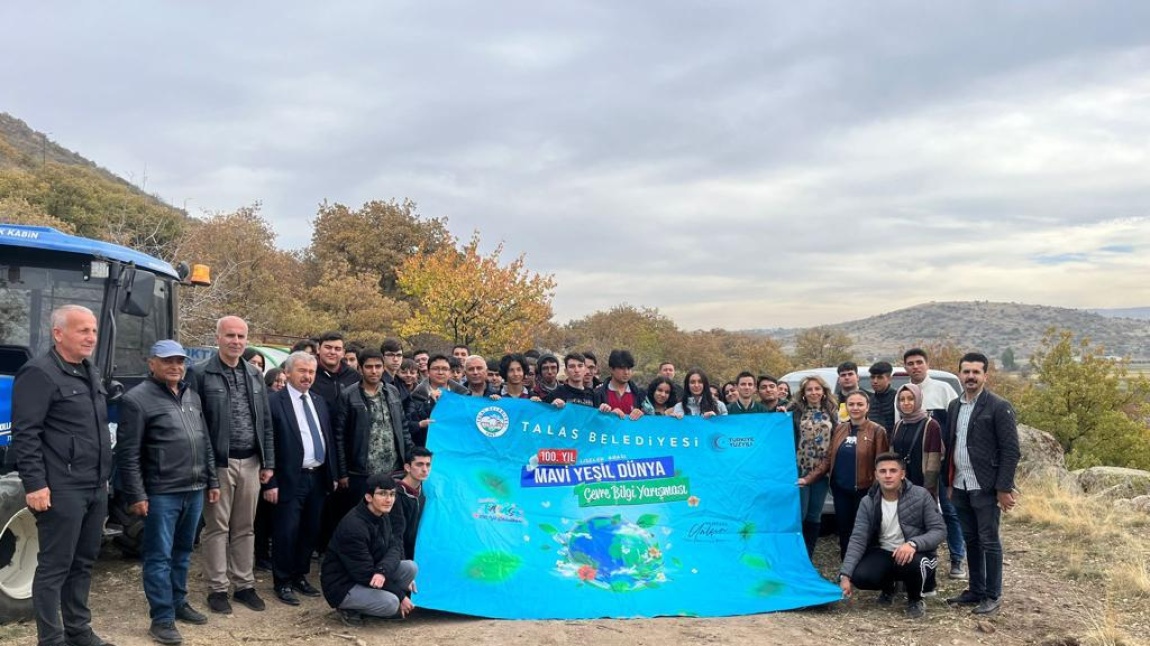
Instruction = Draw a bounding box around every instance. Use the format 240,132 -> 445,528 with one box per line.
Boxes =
464,552 -> 523,583
478,471 -> 510,498
636,513 -> 660,528
740,554 -> 770,569
751,579 -> 785,596
739,522 -> 756,541
539,523 -> 560,535
671,557 -> 683,568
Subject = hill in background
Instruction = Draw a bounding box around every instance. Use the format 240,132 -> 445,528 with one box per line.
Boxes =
1091,307 -> 1150,321
0,113 -> 187,258
761,301 -> 1150,362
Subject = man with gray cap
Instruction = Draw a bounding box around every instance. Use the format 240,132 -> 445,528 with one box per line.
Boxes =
117,340 -> 221,645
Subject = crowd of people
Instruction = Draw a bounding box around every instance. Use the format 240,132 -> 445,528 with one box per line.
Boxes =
7,306 -> 1020,645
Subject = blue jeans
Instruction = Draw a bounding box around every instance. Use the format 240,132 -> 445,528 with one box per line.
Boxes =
937,474 -> 966,562
142,490 -> 205,621
799,476 -> 829,524
952,488 -> 1003,599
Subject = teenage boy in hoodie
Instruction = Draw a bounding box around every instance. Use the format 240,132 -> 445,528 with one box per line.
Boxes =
391,448 -> 432,560
545,353 -> 601,409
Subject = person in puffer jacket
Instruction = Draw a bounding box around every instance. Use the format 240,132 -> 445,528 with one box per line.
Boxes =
839,452 -> 946,620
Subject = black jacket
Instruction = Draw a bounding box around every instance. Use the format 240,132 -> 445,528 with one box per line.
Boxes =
944,389 -> 1020,494
116,378 -> 219,503
406,379 -> 468,446
321,503 -> 408,608
313,363 -> 361,419
334,382 -> 413,477
390,477 -> 425,560
868,387 -> 897,435
10,349 -> 112,492
545,383 -> 602,408
189,353 -> 275,469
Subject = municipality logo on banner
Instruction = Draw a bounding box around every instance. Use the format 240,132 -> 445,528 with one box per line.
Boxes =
475,406 -> 511,438
415,392 -> 842,619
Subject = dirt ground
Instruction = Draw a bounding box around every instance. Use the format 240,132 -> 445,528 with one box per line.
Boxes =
5,515 -> 1142,646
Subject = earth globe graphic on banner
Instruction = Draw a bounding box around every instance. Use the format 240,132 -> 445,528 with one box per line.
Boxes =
559,515 -> 666,591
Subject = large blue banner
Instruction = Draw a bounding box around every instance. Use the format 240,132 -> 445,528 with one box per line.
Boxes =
416,393 -> 841,618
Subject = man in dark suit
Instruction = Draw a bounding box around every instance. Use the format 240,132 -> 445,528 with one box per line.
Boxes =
263,351 -> 345,606
944,352 -> 1020,616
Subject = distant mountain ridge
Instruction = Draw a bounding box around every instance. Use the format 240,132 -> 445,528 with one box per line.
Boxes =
761,301 -> 1150,361
1090,307 -> 1150,321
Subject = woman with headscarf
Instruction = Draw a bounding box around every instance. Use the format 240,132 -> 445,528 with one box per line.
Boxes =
242,347 -> 265,373
791,374 -> 838,557
889,383 -> 943,498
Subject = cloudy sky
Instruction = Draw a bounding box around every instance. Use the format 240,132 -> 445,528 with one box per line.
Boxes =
4,2 -> 1148,328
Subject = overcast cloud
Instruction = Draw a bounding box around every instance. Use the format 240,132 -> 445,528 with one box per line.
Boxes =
3,1 -> 1148,328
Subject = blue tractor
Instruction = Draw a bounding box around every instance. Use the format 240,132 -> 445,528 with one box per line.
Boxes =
0,224 -> 205,622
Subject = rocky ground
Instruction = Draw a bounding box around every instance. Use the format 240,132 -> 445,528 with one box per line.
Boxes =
3,425 -> 1147,646
2,508 -> 1142,646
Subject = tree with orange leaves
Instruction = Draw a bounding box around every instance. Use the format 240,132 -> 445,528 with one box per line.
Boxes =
396,232 -> 555,355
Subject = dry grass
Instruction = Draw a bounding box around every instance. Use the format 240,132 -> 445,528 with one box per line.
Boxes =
1109,555 -> 1150,600
1084,600 -> 1134,646
1011,474 -> 1150,644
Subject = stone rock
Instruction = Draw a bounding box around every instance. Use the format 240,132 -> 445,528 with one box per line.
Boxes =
1076,466 -> 1150,499
1016,424 -> 1080,492
976,619 -> 996,634
1114,494 -> 1150,513
1016,424 -> 1066,475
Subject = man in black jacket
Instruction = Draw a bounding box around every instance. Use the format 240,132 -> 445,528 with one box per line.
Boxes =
944,352 -> 1020,616
190,316 -> 274,614
334,349 -> 413,501
322,474 -> 417,626
11,305 -> 114,646
406,354 -> 468,447
312,331 -> 361,417
867,361 -> 897,432
117,340 -> 221,645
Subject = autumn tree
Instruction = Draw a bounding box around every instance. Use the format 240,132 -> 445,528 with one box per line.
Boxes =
668,330 -> 792,385
1019,329 -> 1150,470
396,233 -> 555,355
303,260 -> 411,348
309,199 -> 451,296
792,326 -> 854,367
172,205 -> 310,345
563,305 -> 680,376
